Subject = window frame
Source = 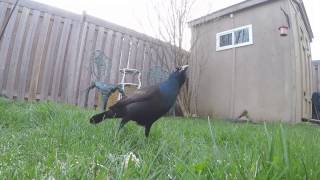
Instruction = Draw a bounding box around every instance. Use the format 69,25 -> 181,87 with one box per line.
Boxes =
216,24 -> 253,51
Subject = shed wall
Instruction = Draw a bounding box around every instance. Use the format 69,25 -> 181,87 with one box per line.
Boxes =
190,0 -> 312,122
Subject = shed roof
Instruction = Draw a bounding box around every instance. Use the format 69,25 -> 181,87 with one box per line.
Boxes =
188,0 -> 313,40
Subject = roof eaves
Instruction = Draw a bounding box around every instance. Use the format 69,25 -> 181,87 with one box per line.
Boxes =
188,0 -> 274,27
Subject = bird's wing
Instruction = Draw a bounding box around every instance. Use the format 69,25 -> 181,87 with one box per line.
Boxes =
110,85 -> 159,109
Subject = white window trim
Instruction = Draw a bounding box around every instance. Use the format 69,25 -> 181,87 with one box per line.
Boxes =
216,24 -> 253,51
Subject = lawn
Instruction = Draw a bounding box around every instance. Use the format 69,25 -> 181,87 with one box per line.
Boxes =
1,97 -> 320,179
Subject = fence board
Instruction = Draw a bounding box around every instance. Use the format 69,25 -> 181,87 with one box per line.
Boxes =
1,0 -> 81,22
51,18 -> 71,101
149,47 -> 159,85
28,12 -> 51,100
40,15 -> 62,100
6,7 -> 30,98
128,37 -> 138,82
141,43 -> 151,87
0,2 -> 10,31
17,10 -> 40,99
119,35 -> 130,70
109,31 -> 123,84
135,40 -> 145,73
102,29 -> 114,83
0,3 -> 17,94
77,23 -> 96,107
85,14 -> 164,47
95,26 -> 105,53
92,26 -> 106,105
64,20 -> 81,103
73,21 -> 88,104
0,0 -> 185,108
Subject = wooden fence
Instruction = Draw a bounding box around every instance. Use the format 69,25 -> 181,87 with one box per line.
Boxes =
0,0 -> 187,108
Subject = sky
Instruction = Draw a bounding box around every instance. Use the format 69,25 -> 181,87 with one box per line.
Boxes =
33,0 -> 319,60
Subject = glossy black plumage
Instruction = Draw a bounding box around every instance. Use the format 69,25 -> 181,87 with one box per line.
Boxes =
89,65 -> 189,137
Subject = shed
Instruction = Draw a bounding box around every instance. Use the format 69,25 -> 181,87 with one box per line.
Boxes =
188,0 -> 313,122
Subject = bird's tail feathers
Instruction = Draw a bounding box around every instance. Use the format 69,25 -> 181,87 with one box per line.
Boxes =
90,110 -> 119,124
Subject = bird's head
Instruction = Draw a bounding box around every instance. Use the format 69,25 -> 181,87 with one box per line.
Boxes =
169,65 -> 189,87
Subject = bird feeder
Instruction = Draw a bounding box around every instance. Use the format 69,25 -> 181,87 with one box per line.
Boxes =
278,25 -> 289,36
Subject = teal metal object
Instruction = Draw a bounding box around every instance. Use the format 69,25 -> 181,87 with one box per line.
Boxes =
84,82 -> 125,111
84,50 -> 126,111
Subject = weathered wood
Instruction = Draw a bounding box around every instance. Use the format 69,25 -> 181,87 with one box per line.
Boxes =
119,35 -> 130,70
0,0 -> 185,106
0,3 -> 18,94
141,43 -> 151,87
128,37 -> 138,82
85,14 -> 164,46
149,46 -> 160,85
1,0 -> 81,22
6,7 -> 30,98
17,10 -> 40,99
95,26 -> 105,53
102,29 -> 115,83
51,18 -> 72,101
109,31 -> 123,84
0,2 -> 10,31
73,20 -> 88,105
94,26 -> 105,81
77,23 -> 96,107
64,20 -> 81,103
40,15 -> 62,100
135,40 -> 145,76
90,26 -> 105,106
28,12 -> 51,100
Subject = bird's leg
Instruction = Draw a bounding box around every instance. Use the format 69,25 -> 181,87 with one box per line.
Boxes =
144,124 -> 152,137
117,118 -> 129,133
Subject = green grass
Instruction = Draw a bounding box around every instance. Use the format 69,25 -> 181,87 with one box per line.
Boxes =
1,97 -> 320,179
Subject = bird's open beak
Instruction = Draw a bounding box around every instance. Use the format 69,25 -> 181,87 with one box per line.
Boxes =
180,65 -> 189,71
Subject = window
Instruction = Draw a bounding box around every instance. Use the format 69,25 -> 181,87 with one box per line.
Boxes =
216,24 -> 253,51
219,33 -> 232,47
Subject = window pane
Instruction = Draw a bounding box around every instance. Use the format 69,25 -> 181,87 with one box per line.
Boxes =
219,33 -> 232,47
234,28 -> 249,44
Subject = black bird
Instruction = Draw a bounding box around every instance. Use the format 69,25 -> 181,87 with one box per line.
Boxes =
90,65 -> 189,137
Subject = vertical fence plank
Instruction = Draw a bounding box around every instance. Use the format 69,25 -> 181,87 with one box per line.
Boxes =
109,31 -> 123,84
17,10 -> 40,100
40,15 -> 62,100
51,18 -> 72,101
6,7 -> 30,98
149,46 -> 161,85
0,4 -> 18,94
103,29 -> 114,83
135,39 -> 145,72
64,20 -> 81,104
128,37 -> 138,82
73,20 -> 88,104
28,12 -> 51,100
119,35 -> 130,70
77,23 -> 96,107
89,26 -> 105,106
141,43 -> 151,87
95,26 -> 105,53
0,2 -> 9,30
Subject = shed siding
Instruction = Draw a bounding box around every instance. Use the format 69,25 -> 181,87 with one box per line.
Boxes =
190,0 -> 312,122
